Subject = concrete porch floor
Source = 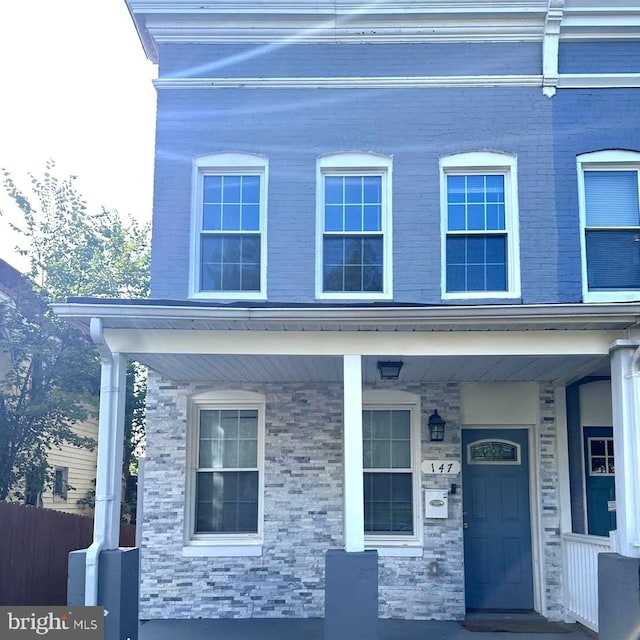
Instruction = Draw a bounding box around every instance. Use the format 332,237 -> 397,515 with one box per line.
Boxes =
139,618 -> 595,640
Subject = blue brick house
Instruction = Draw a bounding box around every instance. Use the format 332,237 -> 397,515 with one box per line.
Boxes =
56,1 -> 640,637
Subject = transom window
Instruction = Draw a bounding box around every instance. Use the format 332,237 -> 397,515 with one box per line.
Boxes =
578,151 -> 640,301
317,153 -> 392,299
441,152 -> 520,299
191,153 -> 267,300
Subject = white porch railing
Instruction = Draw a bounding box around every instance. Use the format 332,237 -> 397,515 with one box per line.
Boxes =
562,532 -> 611,632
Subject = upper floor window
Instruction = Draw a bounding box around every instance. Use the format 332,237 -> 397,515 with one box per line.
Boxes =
316,153 -> 393,299
578,150 -> 640,302
441,152 -> 520,299
190,153 -> 268,300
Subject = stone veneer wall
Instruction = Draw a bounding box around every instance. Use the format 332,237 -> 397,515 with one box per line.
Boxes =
538,385 -> 564,620
140,372 -> 563,621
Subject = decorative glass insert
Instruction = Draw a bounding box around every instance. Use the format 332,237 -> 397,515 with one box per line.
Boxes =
200,174 -> 261,292
323,175 -> 383,293
584,170 -> 640,291
363,409 -> 413,535
196,409 -> 259,533
446,174 -> 508,292
468,440 -> 520,464
588,437 -> 615,476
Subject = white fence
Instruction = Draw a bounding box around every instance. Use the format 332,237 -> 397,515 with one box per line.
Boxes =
562,532 -> 611,632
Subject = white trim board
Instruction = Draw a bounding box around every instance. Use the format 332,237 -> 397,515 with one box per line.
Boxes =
153,74 -> 640,92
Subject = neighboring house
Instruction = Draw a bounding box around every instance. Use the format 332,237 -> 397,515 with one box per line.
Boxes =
0,258 -> 98,514
55,0 -> 640,636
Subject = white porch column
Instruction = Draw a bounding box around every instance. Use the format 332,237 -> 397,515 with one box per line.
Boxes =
343,354 -> 365,553
610,341 -> 640,558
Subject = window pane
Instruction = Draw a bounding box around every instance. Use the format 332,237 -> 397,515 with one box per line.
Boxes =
345,205 -> 363,232
486,204 -> 505,230
222,237 -> 241,262
585,171 -> 639,227
591,440 -> 606,455
223,176 -> 241,203
446,235 -> 507,292
485,175 -> 505,203
323,236 -> 383,293
201,236 -> 222,263
242,205 -> 260,231
363,205 -> 381,232
199,409 -> 258,470
203,176 -> 222,203
325,205 -> 343,232
202,204 -> 222,231
391,410 -> 411,440
364,472 -> 413,534
325,176 -> 343,205
467,175 -> 485,203
447,175 -> 466,203
448,205 -> 465,231
586,229 -> 640,290
222,204 -> 241,230
241,175 -> 260,203
201,264 -> 222,291
344,177 -> 362,204
363,176 -> 382,203
391,441 -> 411,468
196,471 -> 258,533
372,441 -> 391,468
222,264 -> 241,290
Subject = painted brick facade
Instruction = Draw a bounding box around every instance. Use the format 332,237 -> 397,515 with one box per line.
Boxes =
150,83 -> 558,304
141,372 -> 563,621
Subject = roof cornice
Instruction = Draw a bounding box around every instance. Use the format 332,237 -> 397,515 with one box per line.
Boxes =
126,0 -> 552,62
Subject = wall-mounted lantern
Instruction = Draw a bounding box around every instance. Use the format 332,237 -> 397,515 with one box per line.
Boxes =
428,409 -> 446,441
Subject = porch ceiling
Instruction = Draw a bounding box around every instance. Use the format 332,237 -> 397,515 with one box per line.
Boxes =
129,352 -> 610,385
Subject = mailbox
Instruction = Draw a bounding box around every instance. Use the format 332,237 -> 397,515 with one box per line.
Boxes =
424,489 -> 449,518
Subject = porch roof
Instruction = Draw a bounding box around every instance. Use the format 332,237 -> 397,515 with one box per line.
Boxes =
51,299 -> 638,384
52,298 -> 640,333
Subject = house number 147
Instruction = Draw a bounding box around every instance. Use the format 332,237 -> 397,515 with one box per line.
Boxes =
421,460 -> 461,475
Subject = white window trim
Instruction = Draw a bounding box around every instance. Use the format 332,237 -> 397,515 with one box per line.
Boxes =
362,389 -> 423,553
316,152 -> 393,300
577,150 -> 640,303
440,151 -> 521,300
189,152 -> 268,301
183,390 -> 265,556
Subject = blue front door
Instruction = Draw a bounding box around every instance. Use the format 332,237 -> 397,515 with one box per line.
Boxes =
462,429 -> 534,611
583,426 -> 616,537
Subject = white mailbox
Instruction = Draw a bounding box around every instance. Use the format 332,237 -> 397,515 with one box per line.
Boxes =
424,489 -> 449,519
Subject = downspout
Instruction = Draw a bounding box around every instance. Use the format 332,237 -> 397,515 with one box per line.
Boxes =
85,318 -> 121,606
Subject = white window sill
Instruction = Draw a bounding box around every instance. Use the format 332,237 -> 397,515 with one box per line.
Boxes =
182,544 -> 263,557
583,291 -> 640,303
316,292 -> 393,301
189,291 -> 267,301
442,291 -> 520,300
365,545 -> 423,557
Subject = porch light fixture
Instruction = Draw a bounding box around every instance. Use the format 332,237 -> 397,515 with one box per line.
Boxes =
376,360 -> 403,380
428,410 -> 446,442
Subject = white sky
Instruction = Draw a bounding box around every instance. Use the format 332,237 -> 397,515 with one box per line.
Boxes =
0,0 -> 157,272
